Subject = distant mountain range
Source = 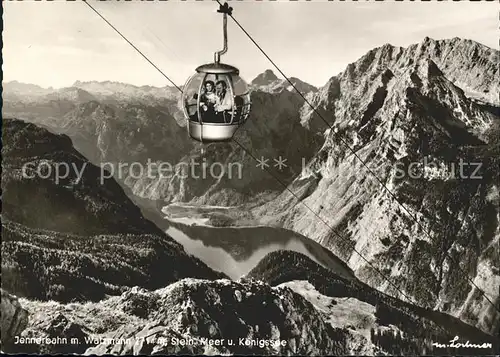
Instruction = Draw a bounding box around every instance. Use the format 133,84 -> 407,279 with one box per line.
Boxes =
3,80 -> 179,104
3,71 -> 323,206
3,70 -> 317,107
2,36 -> 498,343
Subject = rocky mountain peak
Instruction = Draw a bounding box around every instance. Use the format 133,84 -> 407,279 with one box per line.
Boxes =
14,277 -> 350,355
251,69 -> 279,86
251,70 -> 318,95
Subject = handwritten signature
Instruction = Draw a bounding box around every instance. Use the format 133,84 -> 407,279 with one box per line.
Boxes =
432,336 -> 492,349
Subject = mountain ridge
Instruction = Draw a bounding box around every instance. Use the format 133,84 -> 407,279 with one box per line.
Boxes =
254,36 -> 500,334
8,251 -> 497,355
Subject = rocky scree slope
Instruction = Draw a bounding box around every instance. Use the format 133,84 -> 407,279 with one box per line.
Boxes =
1,289 -> 29,351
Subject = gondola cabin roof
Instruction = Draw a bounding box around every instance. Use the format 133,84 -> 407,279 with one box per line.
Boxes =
195,62 -> 239,75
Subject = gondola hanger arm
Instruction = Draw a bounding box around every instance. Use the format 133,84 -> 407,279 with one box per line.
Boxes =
217,2 -> 233,16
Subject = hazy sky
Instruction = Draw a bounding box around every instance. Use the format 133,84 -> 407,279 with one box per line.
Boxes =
3,0 -> 497,89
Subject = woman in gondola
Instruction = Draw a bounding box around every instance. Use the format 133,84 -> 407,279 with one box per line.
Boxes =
200,80 -> 217,122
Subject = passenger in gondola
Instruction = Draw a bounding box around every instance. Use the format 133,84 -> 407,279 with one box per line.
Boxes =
214,80 -> 233,123
185,92 -> 199,121
200,80 -> 217,122
233,95 -> 244,122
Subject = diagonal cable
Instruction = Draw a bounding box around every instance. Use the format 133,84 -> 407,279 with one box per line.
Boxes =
220,0 -> 498,311
231,137 -> 426,304
83,0 -> 184,94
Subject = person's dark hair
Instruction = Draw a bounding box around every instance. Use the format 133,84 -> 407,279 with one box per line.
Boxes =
234,95 -> 243,105
216,80 -> 227,89
204,80 -> 215,89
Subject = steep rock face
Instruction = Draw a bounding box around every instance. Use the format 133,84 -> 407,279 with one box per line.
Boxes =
405,37 -> 499,106
2,82 -> 189,166
255,38 -> 500,334
1,119 -> 225,303
3,80 -> 179,107
1,290 -> 29,351
5,252 -> 497,355
3,81 -> 54,97
14,279 -> 349,355
165,220 -> 357,281
248,251 -> 498,355
58,101 -> 191,165
2,118 -> 164,235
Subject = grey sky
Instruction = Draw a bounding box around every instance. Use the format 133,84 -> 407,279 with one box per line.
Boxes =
3,1 -> 497,88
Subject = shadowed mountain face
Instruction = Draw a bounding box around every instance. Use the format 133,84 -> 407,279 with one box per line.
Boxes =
0,120 -> 392,356
254,37 -> 500,334
2,119 -> 164,236
1,119 -> 225,303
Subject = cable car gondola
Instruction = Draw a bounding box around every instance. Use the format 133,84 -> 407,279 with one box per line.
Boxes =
181,3 -> 252,142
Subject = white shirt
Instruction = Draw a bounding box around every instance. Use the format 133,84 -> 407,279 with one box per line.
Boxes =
214,91 -> 233,112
